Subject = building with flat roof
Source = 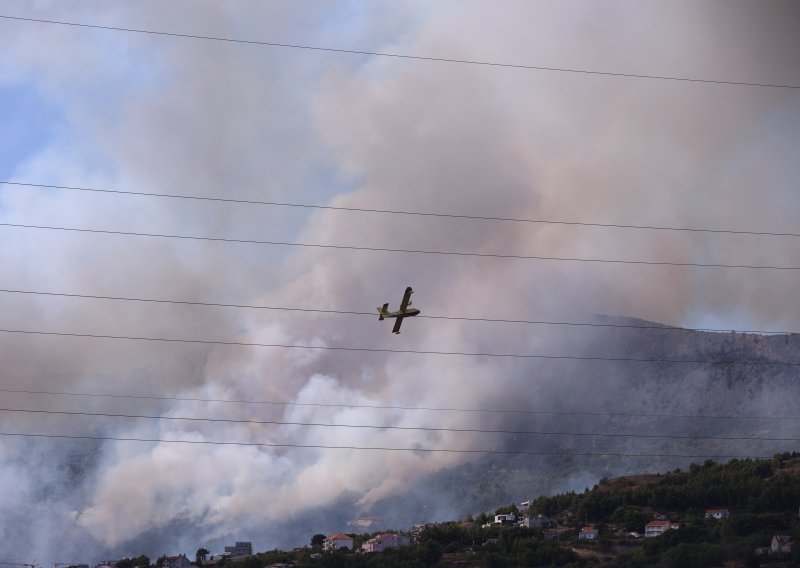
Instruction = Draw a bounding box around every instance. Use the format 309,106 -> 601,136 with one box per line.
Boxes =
224,542 -> 252,557
362,533 -> 410,553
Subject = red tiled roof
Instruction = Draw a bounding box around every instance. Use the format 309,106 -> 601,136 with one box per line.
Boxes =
647,521 -> 669,527
580,526 -> 597,532
326,533 -> 353,541
706,508 -> 728,512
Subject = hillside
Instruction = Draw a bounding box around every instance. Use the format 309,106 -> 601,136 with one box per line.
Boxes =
230,454 -> 800,567
361,318 -> 800,533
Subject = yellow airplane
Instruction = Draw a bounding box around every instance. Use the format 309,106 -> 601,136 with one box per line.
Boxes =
377,286 -> 420,334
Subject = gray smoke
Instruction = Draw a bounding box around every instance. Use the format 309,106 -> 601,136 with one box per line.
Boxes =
0,0 -> 799,561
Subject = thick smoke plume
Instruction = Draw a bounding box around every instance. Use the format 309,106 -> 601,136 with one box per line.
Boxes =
1,0 -> 799,560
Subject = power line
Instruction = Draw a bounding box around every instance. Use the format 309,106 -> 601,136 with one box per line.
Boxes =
1,406 -> 795,443
2,327 -> 799,366
0,287 -> 794,335
0,15 -> 797,90
4,181 -> 800,239
3,222 -> 799,271
0,431 -> 774,459
2,387 -> 797,421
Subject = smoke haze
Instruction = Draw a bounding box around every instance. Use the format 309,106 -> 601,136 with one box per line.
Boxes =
1,0 -> 799,560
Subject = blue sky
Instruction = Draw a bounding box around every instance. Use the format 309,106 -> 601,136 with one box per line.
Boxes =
0,83 -> 61,179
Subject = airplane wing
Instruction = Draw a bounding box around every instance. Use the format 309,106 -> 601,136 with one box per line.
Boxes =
399,287 -> 413,312
392,317 -> 403,334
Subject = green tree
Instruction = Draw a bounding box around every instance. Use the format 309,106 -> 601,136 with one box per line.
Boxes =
612,505 -> 651,532
311,533 -> 326,550
195,549 -> 209,566
240,557 -> 262,568
417,541 -> 442,565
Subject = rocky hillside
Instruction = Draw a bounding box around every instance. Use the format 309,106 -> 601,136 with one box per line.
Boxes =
365,317 -> 800,529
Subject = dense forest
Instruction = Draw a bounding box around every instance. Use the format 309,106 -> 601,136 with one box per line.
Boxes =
529,453 -> 800,520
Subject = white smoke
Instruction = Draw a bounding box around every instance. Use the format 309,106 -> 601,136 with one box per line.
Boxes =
0,0 -> 799,559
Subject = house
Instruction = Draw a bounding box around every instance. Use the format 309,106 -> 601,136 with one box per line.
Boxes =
411,523 -> 436,542
645,521 -> 673,537
520,514 -> 552,529
771,535 -> 796,554
224,542 -> 252,557
362,533 -> 410,553
494,513 -> 517,525
162,556 -> 192,568
324,533 -> 354,551
705,508 -> 730,520
578,526 -> 599,540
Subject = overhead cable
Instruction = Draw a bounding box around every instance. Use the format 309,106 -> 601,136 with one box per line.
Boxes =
2,222 -> 798,271
0,287 -> 794,335
2,327 -> 799,366
3,181 -> 800,239
0,15 -> 797,90
0,431 -> 774,459
2,387 -> 797,421
1,406 -> 795,443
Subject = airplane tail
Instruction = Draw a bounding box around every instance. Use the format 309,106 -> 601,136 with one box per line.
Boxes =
378,303 -> 389,320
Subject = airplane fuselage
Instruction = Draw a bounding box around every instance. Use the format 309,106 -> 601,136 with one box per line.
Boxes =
380,308 -> 420,319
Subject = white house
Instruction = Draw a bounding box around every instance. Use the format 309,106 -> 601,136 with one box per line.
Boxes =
645,521 -> 673,537
771,535 -> 796,554
362,533 -> 410,553
705,508 -> 730,520
578,526 -> 599,540
494,513 -> 516,525
323,533 -> 354,551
